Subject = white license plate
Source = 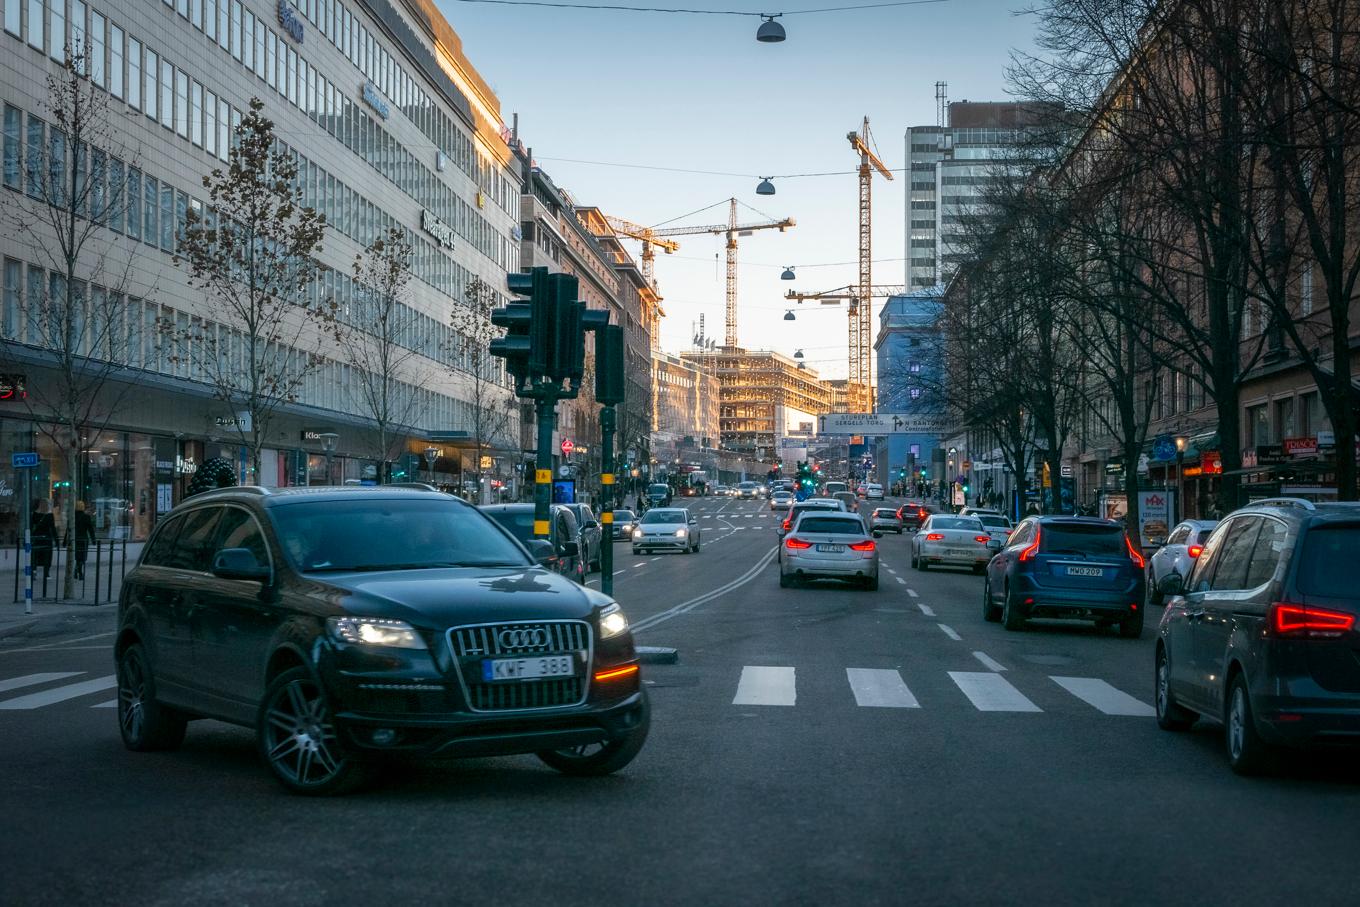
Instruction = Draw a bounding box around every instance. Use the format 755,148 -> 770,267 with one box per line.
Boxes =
817,544 -> 846,553
946,549 -> 972,557
1066,566 -> 1104,577
482,654 -> 578,682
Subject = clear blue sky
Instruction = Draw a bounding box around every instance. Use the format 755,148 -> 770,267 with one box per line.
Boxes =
436,0 -> 1038,377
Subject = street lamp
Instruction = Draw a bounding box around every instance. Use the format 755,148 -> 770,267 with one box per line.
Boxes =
783,310 -> 795,321
755,15 -> 786,43
318,432 -> 339,486
1175,435 -> 1188,521
424,446 -> 440,485
781,266 -> 796,280
756,176 -> 777,195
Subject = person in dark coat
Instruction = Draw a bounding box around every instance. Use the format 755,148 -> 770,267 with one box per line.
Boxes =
30,499 -> 56,586
70,500 -> 95,580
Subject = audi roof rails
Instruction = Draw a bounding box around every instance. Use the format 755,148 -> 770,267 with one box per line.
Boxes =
1251,497 -> 1316,511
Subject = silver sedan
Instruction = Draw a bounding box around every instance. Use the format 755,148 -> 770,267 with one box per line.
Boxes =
631,507 -> 701,554
869,507 -> 904,534
780,511 -> 880,590
910,514 -> 998,574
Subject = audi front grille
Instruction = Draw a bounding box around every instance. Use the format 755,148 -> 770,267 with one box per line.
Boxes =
447,620 -> 592,712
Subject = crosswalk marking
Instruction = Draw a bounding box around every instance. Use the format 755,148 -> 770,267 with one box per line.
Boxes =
906,589 -> 919,598
972,651 -> 1007,672
733,666 -> 796,706
895,577 -> 906,585
0,672 -> 83,694
846,668 -> 919,708
0,675 -> 117,710
947,671 -> 1041,712
92,700 -> 118,709
1050,676 -> 1154,717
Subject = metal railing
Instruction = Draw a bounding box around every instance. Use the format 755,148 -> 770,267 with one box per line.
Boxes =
9,536 -> 130,605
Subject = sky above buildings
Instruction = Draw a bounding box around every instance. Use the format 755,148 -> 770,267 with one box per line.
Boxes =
435,0 -> 1039,379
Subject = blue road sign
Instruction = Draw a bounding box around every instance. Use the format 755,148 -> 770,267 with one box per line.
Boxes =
11,452 -> 38,468
1152,434 -> 1176,462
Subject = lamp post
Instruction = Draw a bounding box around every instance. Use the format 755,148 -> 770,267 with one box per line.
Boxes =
316,432 -> 339,486
424,446 -> 440,486
1175,435 -> 1187,522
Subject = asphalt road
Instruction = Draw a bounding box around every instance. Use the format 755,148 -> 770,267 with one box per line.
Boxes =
2,496 -> 1358,905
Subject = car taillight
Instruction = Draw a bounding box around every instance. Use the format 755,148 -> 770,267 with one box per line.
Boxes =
975,536 -> 991,544
782,518 -> 791,531
849,539 -> 876,552
1125,535 -> 1145,568
1019,526 -> 1041,561
918,509 -> 927,520
1269,602 -> 1356,638
926,533 -> 944,541
1187,545 -> 1203,558
785,537 -> 812,549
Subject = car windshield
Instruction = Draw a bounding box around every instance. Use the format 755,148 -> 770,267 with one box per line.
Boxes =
641,510 -> 684,524
483,509 -> 537,543
614,511 -> 635,521
272,499 -> 531,572
1041,523 -> 1126,556
977,515 -> 1010,529
797,517 -> 864,534
648,484 -> 669,495
930,517 -> 983,531
1296,526 -> 1360,598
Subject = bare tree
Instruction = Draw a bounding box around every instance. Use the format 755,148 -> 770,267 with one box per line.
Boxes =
0,44 -> 146,596
334,227 -> 428,481
172,98 -> 330,483
449,276 -> 513,498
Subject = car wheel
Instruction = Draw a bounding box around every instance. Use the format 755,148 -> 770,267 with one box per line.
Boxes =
116,642 -> 187,752
538,694 -> 650,777
257,666 -> 369,796
631,547 -> 640,555
982,578 -> 1001,622
1002,586 -> 1026,631
918,556 -> 929,572
779,571 -> 793,588
1147,567 -> 1163,606
1119,607 -> 1144,639
1226,672 -> 1276,775
864,575 -> 879,591
1155,646 -> 1196,731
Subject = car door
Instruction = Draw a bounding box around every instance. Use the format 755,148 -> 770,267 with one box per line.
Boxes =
992,519 -> 1033,590
1189,517 -> 1260,709
133,513 -> 190,700
1167,519 -> 1229,710
156,506 -> 225,708
192,504 -> 280,721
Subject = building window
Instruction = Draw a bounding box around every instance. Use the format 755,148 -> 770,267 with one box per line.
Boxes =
90,11 -> 105,87
204,90 -> 216,157
230,1 -> 242,61
125,167 -> 141,239
3,258 -> 19,339
109,24 -> 123,98
1247,404 -> 1270,447
1300,262 -> 1313,316
190,81 -> 202,146
909,387 -> 922,399
205,0 -> 215,40
174,68 -> 188,138
217,0 -> 228,50
2,105 -> 18,189
142,175 -> 157,248
128,37 -> 141,109
242,10 -> 254,72
25,0 -> 40,50
49,0 -> 64,63
159,181 -> 173,250
1275,397 -> 1295,441
107,156 -> 122,233
217,98 -> 229,160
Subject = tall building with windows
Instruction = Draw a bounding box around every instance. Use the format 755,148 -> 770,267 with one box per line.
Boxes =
904,100 -> 1053,289
1,0 -> 521,543
874,290 -> 944,486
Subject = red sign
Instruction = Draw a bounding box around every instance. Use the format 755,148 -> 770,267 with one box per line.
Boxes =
560,439 -> 574,455
1198,450 -> 1222,475
1283,437 -> 1318,457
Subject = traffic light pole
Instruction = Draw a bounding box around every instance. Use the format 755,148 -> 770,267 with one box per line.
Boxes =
533,389 -> 557,541
599,405 -> 616,597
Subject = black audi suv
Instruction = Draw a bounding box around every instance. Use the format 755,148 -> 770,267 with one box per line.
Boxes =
114,485 -> 648,795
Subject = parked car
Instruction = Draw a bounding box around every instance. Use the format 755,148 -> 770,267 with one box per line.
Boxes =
611,509 -> 638,541
632,507 -> 701,553
1147,519 -> 1218,604
561,503 -> 602,573
870,507 -> 903,534
481,503 -> 586,583
983,516 -> 1146,636
1154,498 -> 1360,774
780,510 -> 880,590
911,514 -> 995,574
116,486 -> 648,795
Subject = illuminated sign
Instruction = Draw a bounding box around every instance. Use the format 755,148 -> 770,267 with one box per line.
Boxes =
277,1 -> 304,43
0,374 -> 26,401
361,81 -> 389,119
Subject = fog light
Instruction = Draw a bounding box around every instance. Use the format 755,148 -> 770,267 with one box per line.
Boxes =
371,728 -> 398,746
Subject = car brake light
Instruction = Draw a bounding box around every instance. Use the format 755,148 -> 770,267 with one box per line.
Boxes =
1187,545 -> 1203,558
975,536 -> 991,544
1019,526 -> 1041,561
782,518 -> 791,531
1270,602 -> 1356,638
926,533 -> 945,541
849,539 -> 876,551
1125,535 -> 1145,568
785,537 -> 812,549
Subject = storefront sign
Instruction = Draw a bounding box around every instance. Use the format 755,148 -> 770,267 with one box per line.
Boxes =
361,81 -> 390,119
10,452 -> 38,468
215,412 -> 252,432
421,209 -> 455,250
277,1 -> 304,43
1255,444 -> 1286,466
1198,450 -> 1223,475
0,374 -> 26,400
1283,436 -> 1318,457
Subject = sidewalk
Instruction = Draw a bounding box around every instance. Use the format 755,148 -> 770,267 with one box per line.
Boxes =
0,599 -> 117,640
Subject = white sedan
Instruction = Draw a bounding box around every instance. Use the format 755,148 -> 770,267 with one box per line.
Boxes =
631,507 -> 702,553
769,490 -> 795,510
910,514 -> 998,574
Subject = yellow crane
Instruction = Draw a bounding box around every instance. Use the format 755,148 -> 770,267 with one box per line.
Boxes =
847,117 -> 894,411
599,214 -> 681,291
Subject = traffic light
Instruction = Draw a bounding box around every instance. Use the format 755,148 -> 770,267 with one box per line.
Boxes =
549,273 -> 586,386
493,268 -> 554,393
594,324 -> 625,406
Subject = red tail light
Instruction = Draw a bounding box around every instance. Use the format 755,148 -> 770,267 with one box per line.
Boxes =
1125,535 -> 1145,569
1019,526 -> 1041,561
782,518 -> 791,531
1270,602 -> 1356,638
849,539 -> 876,552
1187,545 -> 1203,558
784,537 -> 812,550
925,533 -> 944,541
975,536 -> 991,544
917,509 -> 927,520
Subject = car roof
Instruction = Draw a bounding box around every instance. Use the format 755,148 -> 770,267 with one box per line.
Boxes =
795,511 -> 862,523
186,485 -> 466,510
1032,515 -> 1121,527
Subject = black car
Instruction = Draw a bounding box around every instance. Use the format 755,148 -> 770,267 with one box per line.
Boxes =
561,503 -> 602,573
482,503 -> 586,583
1155,498 -> 1360,773
114,486 -> 648,795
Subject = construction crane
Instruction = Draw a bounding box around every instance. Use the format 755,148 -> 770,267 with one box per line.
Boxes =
846,117 -> 894,412
600,214 -> 681,291
645,199 -> 794,349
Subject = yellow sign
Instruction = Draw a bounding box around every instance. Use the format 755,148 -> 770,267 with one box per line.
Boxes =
1042,462 -> 1052,488
601,473 -> 615,485
479,455 -> 493,469
535,469 -> 552,484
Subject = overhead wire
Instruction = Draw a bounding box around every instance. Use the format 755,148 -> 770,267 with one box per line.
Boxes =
444,0 -> 949,16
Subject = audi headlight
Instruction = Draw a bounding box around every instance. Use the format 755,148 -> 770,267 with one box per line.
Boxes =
327,617 -> 425,650
599,603 -> 629,639
675,528 -> 688,538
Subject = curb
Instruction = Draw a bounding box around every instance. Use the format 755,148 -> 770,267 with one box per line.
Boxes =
0,619 -> 38,640
636,646 -> 679,665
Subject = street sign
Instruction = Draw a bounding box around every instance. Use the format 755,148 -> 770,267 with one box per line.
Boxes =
962,460 -> 972,471
560,438 -> 574,455
10,452 -> 38,468
1152,434 -> 1176,462
1060,464 -> 1073,478
817,413 -> 949,435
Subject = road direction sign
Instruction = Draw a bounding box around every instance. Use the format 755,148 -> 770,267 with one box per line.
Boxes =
11,452 -> 38,468
817,413 -> 949,435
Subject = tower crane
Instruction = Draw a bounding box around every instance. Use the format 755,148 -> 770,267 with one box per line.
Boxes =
846,117 -> 893,411
599,214 -> 681,291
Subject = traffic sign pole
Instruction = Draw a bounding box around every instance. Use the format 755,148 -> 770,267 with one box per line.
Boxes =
12,453 -> 37,614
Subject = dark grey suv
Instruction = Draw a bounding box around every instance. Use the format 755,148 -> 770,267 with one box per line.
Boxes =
1155,498 -> 1360,773
114,486 -> 648,795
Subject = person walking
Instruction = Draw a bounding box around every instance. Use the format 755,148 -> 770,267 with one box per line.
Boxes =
70,500 -> 95,580
30,499 -> 56,595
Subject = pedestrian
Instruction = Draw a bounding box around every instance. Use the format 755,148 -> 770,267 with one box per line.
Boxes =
69,500 -> 95,580
30,499 -> 56,592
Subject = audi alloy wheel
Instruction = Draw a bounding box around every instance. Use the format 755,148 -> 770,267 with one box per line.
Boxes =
258,667 -> 368,795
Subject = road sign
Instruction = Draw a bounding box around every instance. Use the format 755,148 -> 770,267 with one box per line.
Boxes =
1060,464 -> 1073,478
10,452 -> 38,468
817,413 -> 949,435
1151,434 -> 1176,462
560,438 -> 574,455
962,460 -> 972,471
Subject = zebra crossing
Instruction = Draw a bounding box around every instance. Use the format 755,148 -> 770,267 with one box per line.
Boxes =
729,665 -> 1155,717
0,671 -> 118,710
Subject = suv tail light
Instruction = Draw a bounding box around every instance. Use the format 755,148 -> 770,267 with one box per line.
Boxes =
1269,602 -> 1356,638
975,536 -> 991,544
785,537 -> 812,550
1187,544 -> 1203,558
1125,535 -> 1145,569
782,518 -> 791,531
849,539 -> 876,552
925,533 -> 944,541
1019,526 -> 1041,561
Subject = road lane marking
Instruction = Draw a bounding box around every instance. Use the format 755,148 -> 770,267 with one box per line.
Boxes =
634,563 -> 647,569
947,671 -> 1041,712
92,700 -> 117,708
649,557 -> 661,562
0,675 -> 117,710
906,589 -> 919,598
733,666 -> 796,706
917,604 -> 936,617
972,651 -> 1007,672
937,623 -> 961,641
885,567 -> 897,575
631,546 -> 779,633
846,668 -> 920,708
0,672 -> 84,693
895,577 -> 907,585
0,631 -> 118,653
1050,676 -> 1155,717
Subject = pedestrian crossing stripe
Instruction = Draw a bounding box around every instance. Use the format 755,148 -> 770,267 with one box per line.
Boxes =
0,674 -> 116,710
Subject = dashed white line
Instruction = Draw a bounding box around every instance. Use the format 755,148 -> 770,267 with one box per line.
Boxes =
972,651 -> 1007,672
917,603 -> 936,617
937,623 -> 961,641
649,557 -> 662,562
895,577 -> 906,585
906,589 -> 919,598
633,563 -> 647,569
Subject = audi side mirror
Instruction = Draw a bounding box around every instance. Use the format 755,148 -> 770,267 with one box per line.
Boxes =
211,547 -> 271,582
